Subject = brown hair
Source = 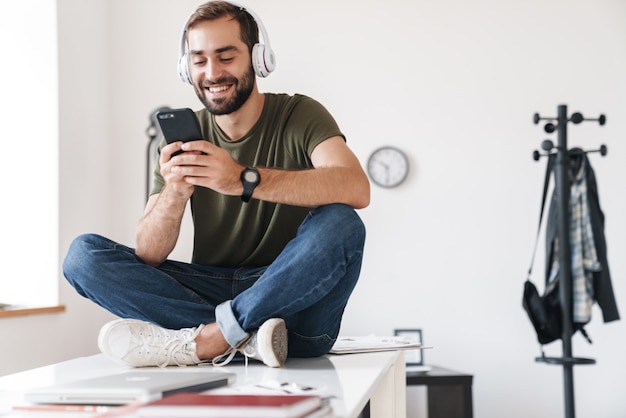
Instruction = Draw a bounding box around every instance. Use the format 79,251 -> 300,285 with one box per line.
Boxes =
186,1 -> 259,54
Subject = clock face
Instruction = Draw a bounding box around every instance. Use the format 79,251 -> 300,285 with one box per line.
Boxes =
367,146 -> 409,188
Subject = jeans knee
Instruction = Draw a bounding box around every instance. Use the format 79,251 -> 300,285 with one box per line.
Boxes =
313,204 -> 366,244
63,233 -> 105,288
344,206 -> 366,245
337,205 -> 366,252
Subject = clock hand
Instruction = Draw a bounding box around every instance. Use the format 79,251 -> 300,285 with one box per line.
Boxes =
377,161 -> 390,170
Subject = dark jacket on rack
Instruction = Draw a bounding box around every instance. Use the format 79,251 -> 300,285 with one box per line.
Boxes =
544,149 -> 620,325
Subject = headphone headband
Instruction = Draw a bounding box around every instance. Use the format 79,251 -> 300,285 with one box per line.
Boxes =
177,1 -> 276,84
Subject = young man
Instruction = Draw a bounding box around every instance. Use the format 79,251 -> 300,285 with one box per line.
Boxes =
63,1 -> 370,368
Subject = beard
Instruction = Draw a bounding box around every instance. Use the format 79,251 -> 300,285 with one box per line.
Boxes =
194,66 -> 255,116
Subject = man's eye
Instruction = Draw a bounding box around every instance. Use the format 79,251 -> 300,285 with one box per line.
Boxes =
220,57 -> 234,63
192,59 -> 206,66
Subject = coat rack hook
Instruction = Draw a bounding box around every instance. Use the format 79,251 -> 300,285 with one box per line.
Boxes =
570,112 -> 606,126
587,144 -> 608,157
532,139 -> 559,161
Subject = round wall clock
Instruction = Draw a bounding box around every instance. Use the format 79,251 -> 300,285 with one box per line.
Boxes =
367,146 -> 409,188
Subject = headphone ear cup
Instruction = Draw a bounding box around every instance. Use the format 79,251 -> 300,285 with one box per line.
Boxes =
252,43 -> 275,78
177,53 -> 193,84
251,44 -> 267,78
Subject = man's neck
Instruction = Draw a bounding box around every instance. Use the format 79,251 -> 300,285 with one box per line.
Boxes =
215,90 -> 265,141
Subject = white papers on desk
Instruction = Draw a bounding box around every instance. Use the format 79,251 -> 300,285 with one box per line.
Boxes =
329,335 -> 429,354
207,380 -> 327,397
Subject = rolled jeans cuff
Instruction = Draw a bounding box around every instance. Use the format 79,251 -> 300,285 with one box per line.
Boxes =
215,300 -> 249,347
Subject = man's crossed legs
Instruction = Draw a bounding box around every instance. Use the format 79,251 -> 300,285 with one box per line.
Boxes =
63,204 -> 365,368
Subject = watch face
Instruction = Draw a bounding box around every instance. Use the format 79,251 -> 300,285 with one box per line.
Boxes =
367,146 -> 409,188
244,170 -> 259,183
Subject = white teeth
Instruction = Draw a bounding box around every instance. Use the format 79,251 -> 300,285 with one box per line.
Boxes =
208,85 -> 229,93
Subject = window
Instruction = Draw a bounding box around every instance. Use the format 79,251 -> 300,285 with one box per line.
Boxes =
0,1 -> 59,307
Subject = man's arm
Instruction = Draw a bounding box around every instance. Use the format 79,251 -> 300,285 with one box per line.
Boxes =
135,189 -> 187,266
253,136 -> 370,208
135,142 -> 196,266
176,136 -> 370,209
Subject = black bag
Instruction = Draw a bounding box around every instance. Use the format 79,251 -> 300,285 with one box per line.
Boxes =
523,279 -> 562,344
522,155 -> 563,345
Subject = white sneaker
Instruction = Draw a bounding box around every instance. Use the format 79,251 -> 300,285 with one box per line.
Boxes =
213,318 -> 288,368
98,319 -> 204,368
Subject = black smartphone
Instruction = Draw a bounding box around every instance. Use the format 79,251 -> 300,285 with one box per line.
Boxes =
156,108 -> 203,155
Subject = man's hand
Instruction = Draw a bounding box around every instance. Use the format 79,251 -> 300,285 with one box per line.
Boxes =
159,141 -> 203,200
165,140 -> 244,197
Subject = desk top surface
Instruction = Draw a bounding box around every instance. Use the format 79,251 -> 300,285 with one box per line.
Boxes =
0,351 -> 402,418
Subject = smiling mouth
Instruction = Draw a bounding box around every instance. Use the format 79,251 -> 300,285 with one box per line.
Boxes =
208,85 -> 230,93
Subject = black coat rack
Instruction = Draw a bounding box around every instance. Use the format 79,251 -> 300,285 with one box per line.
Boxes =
532,104 -> 607,418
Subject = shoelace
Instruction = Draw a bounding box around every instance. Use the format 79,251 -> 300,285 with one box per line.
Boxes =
139,325 -> 204,368
212,334 -> 255,367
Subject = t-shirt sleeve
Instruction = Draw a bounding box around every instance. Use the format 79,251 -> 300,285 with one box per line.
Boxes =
287,95 -> 345,157
150,138 -> 167,196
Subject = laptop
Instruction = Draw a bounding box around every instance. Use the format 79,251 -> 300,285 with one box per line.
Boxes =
24,370 -> 236,405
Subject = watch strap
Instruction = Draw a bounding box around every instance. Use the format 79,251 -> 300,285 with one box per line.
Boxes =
240,167 -> 260,203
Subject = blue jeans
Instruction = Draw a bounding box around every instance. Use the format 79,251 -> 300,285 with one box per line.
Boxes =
63,204 -> 365,358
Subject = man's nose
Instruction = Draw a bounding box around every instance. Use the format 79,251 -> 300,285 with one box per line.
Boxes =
205,59 -> 224,82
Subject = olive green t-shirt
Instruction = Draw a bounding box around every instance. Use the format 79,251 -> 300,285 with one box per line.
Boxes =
152,93 -> 344,267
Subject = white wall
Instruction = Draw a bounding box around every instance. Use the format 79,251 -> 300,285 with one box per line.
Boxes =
1,0 -> 625,417
0,0 -> 116,377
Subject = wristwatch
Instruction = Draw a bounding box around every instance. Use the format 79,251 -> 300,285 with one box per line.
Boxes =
240,167 -> 261,202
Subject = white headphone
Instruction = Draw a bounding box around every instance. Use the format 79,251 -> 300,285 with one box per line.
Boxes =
177,1 -> 276,84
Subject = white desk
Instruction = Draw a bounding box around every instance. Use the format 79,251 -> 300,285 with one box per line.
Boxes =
0,351 -> 406,418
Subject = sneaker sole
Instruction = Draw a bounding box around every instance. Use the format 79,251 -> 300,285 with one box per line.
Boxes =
97,318 -> 135,366
257,318 -> 288,368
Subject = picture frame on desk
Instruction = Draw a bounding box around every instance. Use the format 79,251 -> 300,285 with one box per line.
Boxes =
394,328 -> 424,366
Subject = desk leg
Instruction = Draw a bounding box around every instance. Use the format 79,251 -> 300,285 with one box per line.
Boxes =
428,384 -> 473,418
369,351 -> 407,418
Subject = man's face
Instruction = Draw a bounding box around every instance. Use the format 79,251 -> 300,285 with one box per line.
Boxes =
187,17 -> 255,115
